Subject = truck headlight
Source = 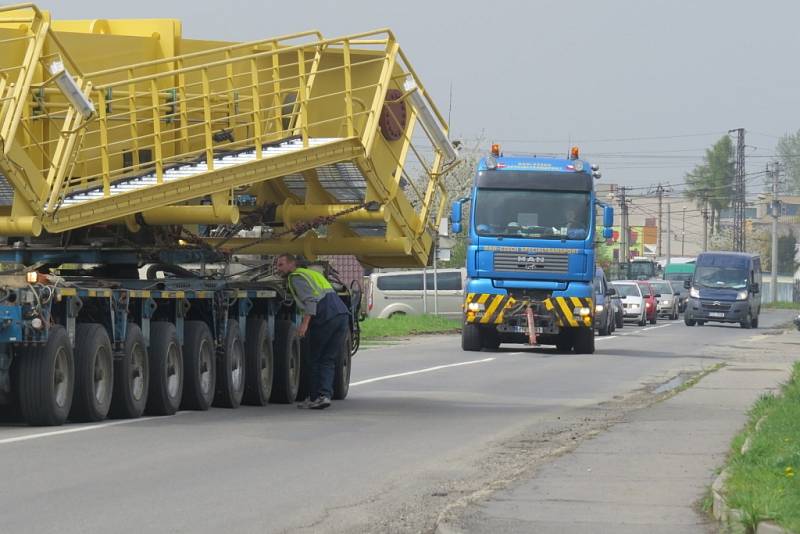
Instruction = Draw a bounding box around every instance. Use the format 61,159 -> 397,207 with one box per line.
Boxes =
689,287 -> 700,298
595,304 -> 604,313
467,302 -> 485,312
736,290 -> 748,301
574,307 -> 591,317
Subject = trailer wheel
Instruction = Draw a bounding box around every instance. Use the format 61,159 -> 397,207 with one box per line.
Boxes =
214,320 -> 245,409
270,320 -> 300,403
16,325 -> 74,426
146,322 -> 183,416
572,327 -> 595,354
182,321 -> 216,411
71,323 -> 114,422
110,324 -> 149,419
243,317 -> 273,406
461,323 -> 482,352
333,331 -> 352,400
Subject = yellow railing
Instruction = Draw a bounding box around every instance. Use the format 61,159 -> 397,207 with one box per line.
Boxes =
0,6 -> 457,265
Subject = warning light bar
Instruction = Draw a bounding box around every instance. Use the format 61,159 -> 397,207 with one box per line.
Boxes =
491,144 -> 501,157
570,146 -> 580,160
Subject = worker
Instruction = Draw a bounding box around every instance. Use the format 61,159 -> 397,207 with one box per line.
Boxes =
275,253 -> 349,410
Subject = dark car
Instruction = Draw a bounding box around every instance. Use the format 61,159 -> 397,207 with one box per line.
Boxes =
593,267 -> 616,336
684,252 -> 761,328
635,280 -> 659,325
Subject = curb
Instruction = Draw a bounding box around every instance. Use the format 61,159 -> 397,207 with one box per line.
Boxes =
711,416 -> 796,534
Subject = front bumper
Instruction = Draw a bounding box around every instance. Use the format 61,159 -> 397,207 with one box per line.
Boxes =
464,293 -> 592,330
686,298 -> 749,322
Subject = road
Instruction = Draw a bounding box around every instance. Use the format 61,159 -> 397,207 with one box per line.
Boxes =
0,311 -> 795,534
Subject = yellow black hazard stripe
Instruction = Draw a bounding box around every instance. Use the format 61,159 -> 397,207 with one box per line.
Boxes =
464,293 -> 516,324
544,296 -> 593,327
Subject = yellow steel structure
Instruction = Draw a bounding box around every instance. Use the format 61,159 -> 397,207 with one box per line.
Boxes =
0,4 -> 458,266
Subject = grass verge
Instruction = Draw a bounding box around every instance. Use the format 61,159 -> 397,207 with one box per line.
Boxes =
763,302 -> 800,310
722,361 -> 800,532
360,314 -> 461,340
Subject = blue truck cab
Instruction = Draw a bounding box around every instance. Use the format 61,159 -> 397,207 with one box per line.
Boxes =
452,145 -> 613,354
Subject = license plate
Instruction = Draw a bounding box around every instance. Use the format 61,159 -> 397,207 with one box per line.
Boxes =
709,312 -> 725,318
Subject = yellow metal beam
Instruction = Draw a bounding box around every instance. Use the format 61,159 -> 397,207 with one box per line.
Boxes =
209,235 -> 411,258
276,201 -> 386,225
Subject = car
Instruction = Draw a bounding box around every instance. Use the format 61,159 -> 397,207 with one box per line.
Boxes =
364,268 -> 466,319
684,252 -> 762,328
649,280 -> 680,320
794,314 -> 800,331
635,280 -> 659,324
611,291 -> 625,329
611,281 -> 647,326
593,267 -> 616,336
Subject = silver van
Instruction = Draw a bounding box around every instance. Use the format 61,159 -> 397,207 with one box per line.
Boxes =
364,268 -> 466,319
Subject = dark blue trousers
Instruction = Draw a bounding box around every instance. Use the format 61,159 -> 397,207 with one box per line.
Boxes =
309,313 -> 348,399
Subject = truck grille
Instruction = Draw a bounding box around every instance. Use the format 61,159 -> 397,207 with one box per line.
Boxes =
701,301 -> 732,312
493,252 -> 569,274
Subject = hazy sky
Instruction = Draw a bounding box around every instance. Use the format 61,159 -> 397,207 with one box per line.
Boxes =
30,0 -> 799,192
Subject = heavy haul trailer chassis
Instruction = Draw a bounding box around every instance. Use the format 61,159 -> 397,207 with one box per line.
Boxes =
0,263 -> 359,426
461,293 -> 595,354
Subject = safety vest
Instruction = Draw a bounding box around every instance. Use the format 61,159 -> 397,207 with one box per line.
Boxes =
287,267 -> 334,310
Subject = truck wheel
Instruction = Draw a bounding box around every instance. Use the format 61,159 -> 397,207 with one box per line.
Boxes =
481,327 -> 500,350
270,320 -> 301,403
110,324 -> 149,419
71,323 -> 114,422
555,330 -> 573,352
182,321 -> 216,411
333,331 -> 352,400
243,317 -> 273,406
214,319 -> 245,409
16,325 -> 74,426
461,323 -> 482,351
146,322 -> 183,416
573,327 -> 595,354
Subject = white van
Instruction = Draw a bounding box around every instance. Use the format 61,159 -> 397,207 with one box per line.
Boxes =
364,268 -> 466,319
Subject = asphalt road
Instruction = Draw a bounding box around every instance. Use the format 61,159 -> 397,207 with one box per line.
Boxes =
0,310 -> 795,534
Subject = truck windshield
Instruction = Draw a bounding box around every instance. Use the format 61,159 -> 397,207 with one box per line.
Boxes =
474,189 -> 590,239
628,262 -> 655,280
693,266 -> 748,290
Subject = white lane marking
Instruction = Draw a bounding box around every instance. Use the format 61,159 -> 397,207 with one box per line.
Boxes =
596,336 -> 617,341
642,324 -> 673,331
350,357 -> 496,387
0,412 -> 187,446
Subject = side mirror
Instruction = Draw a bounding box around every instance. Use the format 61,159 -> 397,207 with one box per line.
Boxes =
684,280 -> 691,289
450,200 -> 463,234
602,227 -> 613,239
603,205 -> 614,228
606,287 -> 617,296
752,283 -> 759,294
674,291 -> 681,296
654,293 -> 661,298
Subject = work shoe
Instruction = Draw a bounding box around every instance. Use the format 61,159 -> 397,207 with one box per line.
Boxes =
308,396 -> 331,410
296,397 -> 312,409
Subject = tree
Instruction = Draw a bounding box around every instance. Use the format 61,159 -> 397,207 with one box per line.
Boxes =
684,136 -> 735,235
776,131 -> 800,193
436,145 -> 482,269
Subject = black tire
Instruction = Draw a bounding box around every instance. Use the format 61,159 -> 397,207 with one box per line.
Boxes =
71,323 -> 114,423
333,331 -> 352,400
573,327 -> 595,354
638,313 -> 647,327
243,317 -> 273,406
649,312 -> 657,325
109,324 -> 149,419
461,323 -> 482,351
697,320 -> 705,326
616,313 -> 624,328
16,325 -> 74,426
145,322 -> 183,416
751,314 -> 759,328
181,321 -> 216,411
270,320 -> 301,404
214,319 -> 245,409
598,312 -> 610,336
555,330 -> 573,352
684,315 -> 696,326
740,311 -> 753,329
481,327 -> 501,350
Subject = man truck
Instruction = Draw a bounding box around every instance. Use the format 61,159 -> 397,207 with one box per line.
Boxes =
451,145 -> 613,354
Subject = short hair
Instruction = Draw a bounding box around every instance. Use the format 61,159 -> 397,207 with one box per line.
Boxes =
276,253 -> 298,264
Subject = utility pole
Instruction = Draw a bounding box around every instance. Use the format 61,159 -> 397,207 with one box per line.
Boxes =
666,202 -> 671,265
729,128 -> 746,251
656,183 -> 664,257
617,187 -> 629,263
701,190 -> 709,252
681,206 -> 686,256
770,162 -> 781,303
